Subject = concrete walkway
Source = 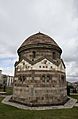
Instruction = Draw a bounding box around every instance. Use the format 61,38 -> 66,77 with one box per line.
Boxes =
1,96 -> 77,110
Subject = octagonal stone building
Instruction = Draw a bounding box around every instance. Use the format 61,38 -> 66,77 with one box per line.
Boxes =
13,32 -> 67,106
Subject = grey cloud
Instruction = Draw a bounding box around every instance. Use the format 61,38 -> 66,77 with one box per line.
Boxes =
0,0 -> 78,81
73,0 -> 78,16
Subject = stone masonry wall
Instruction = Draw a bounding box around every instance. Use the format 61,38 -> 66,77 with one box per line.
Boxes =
13,71 -> 67,105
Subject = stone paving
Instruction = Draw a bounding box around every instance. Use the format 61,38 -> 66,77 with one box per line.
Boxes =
1,95 -> 78,110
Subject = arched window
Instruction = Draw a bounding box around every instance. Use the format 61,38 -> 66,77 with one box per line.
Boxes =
61,75 -> 65,83
32,51 -> 36,58
53,52 -> 56,59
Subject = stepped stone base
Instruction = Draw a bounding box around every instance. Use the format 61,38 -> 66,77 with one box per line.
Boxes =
11,96 -> 68,107
2,96 -> 77,110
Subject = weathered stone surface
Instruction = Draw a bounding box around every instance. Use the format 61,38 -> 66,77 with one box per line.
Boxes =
13,32 -> 67,106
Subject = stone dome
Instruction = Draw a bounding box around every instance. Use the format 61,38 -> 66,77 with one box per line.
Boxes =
18,32 -> 62,54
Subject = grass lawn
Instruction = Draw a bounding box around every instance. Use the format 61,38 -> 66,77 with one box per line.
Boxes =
6,87 -> 13,95
0,97 -> 78,119
0,87 -> 13,95
70,94 -> 78,101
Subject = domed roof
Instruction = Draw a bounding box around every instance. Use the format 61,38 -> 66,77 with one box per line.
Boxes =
18,32 -> 62,53
21,32 -> 58,47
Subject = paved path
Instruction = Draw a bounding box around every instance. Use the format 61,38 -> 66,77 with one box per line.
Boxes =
64,97 -> 77,108
1,96 -> 77,110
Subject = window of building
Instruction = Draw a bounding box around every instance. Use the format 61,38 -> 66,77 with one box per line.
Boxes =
23,76 -> 26,81
61,75 -> 65,83
47,75 -> 50,82
32,51 -> 36,58
46,66 -> 48,68
53,52 -> 56,59
51,66 -> 52,69
39,66 -> 41,68
42,75 -> 45,82
61,75 -> 65,79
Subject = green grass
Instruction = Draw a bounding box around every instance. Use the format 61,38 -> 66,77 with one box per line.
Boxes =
0,87 -> 13,95
70,94 -> 78,101
6,87 -> 13,95
0,97 -> 78,119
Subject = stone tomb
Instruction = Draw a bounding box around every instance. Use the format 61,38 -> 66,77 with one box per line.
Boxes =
12,32 -> 67,106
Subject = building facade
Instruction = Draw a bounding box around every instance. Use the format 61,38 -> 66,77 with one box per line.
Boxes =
0,70 -> 13,87
13,32 -> 67,106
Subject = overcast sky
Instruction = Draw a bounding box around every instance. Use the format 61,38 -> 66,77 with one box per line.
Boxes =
0,0 -> 78,82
